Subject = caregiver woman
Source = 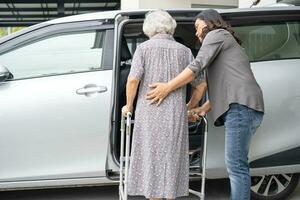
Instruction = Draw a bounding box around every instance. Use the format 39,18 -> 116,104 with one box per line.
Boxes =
147,9 -> 264,200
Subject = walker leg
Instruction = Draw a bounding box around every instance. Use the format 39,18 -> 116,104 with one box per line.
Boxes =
119,113 -> 132,200
189,116 -> 208,200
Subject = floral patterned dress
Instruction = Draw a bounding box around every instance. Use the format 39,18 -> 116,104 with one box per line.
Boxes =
127,33 -> 195,199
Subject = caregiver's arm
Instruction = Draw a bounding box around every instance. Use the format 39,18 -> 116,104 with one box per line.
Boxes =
147,68 -> 195,105
147,30 -> 224,106
190,100 -> 211,117
187,81 -> 207,110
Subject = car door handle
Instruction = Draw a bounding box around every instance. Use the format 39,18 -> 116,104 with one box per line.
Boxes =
76,84 -> 107,95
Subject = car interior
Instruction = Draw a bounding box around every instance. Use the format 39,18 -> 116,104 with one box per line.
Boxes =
113,21 -> 207,172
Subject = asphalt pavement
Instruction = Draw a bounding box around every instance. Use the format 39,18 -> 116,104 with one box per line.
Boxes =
0,179 -> 299,200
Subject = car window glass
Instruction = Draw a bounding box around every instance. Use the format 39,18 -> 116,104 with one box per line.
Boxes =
126,37 -> 148,55
233,21 -> 300,62
0,30 -> 105,79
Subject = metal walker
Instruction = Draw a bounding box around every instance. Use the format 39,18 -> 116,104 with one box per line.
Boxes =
119,112 -> 132,200
188,115 -> 208,199
119,112 -> 208,200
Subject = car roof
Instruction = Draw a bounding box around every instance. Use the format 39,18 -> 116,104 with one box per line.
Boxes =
47,6 -> 300,24
0,6 -> 299,45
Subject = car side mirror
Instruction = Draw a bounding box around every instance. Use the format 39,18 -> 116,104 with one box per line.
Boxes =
0,64 -> 13,83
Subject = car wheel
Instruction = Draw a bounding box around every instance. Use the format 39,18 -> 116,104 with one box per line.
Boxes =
251,173 -> 299,200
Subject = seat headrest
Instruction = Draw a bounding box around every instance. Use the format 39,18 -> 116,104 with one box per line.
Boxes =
121,36 -> 132,61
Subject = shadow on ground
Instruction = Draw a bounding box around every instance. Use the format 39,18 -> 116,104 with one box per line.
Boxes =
2,178 -> 300,200
0,179 -> 230,200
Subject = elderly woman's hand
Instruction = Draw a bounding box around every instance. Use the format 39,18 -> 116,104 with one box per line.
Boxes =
146,82 -> 171,106
122,105 -> 133,117
188,106 -> 207,122
192,107 -> 207,116
188,110 -> 200,122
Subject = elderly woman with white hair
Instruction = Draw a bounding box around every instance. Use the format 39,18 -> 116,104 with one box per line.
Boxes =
122,10 -> 198,200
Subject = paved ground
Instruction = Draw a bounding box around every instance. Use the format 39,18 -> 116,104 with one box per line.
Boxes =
0,179 -> 299,200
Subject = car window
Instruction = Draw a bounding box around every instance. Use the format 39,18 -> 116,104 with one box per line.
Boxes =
125,37 -> 148,55
233,21 -> 300,62
0,30 -> 106,79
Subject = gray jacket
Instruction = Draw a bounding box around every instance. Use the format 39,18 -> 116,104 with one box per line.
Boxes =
187,29 -> 264,126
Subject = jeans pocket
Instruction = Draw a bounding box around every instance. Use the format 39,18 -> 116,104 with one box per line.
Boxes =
251,111 -> 263,134
224,103 -> 238,123
255,110 -> 263,124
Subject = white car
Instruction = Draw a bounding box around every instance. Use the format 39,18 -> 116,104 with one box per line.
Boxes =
0,6 -> 299,200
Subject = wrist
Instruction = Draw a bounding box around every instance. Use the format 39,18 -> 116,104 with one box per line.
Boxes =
200,110 -> 206,116
166,82 -> 173,94
127,105 -> 133,111
187,103 -> 192,110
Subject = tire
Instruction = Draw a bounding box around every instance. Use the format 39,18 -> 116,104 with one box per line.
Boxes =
251,173 -> 299,200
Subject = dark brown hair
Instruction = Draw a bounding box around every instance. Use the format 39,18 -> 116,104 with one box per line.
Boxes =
196,9 -> 242,45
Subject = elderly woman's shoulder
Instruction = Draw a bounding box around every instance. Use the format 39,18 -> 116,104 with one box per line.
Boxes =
173,41 -> 193,53
134,41 -> 149,52
135,39 -> 154,49
135,38 -> 192,57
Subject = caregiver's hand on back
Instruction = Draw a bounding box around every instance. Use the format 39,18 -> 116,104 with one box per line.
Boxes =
146,67 -> 195,105
146,82 -> 171,106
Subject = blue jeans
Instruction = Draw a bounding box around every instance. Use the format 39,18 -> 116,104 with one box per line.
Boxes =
224,103 -> 263,200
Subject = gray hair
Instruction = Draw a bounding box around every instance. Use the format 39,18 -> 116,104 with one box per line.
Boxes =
143,10 -> 177,38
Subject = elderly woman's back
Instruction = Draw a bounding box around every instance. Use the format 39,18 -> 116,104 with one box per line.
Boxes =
131,33 -> 193,106
123,10 -> 193,200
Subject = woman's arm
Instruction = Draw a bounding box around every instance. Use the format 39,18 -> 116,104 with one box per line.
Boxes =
191,100 -> 211,116
146,68 -> 195,105
122,77 -> 140,116
188,100 -> 211,122
146,30 -> 224,106
122,45 -> 144,115
187,81 -> 207,110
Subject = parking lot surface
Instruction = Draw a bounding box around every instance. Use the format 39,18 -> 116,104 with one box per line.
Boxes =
0,179 -> 299,200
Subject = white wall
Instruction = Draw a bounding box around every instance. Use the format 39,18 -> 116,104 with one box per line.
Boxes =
121,0 -> 191,10
121,0 -> 280,10
140,0 -> 191,9
121,0 -> 239,10
238,0 -> 276,8
121,0 -> 140,10
192,0 -> 238,7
